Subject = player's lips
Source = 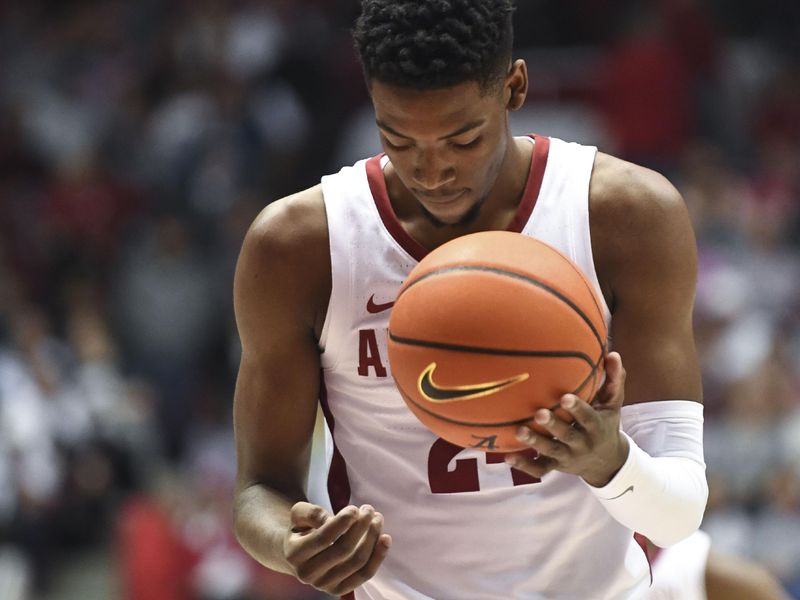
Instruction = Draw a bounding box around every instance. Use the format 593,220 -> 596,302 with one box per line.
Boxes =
413,189 -> 468,204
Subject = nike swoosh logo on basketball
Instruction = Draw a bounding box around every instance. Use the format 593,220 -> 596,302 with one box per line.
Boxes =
367,294 -> 395,313
607,485 -> 634,500
417,363 -> 529,402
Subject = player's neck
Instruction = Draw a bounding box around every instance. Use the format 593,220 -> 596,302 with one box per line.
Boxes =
387,136 -> 532,251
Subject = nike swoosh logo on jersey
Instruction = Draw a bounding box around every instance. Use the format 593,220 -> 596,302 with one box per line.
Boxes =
607,485 -> 634,500
366,294 -> 395,313
417,363 -> 529,402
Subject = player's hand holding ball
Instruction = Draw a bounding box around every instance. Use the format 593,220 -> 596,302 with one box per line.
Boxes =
506,351 -> 630,487
283,501 -> 392,596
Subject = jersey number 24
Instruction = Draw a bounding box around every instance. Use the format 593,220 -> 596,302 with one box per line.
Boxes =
428,438 -> 541,493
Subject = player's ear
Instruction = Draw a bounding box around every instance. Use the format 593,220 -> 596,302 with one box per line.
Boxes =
505,59 -> 528,112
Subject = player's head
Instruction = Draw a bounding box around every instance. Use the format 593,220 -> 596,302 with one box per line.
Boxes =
354,0 -> 515,92
354,0 -> 527,226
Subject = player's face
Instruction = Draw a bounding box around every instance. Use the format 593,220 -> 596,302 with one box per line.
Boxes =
370,79 -> 513,226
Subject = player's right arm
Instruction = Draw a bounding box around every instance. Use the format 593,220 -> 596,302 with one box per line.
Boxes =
232,187 -> 391,595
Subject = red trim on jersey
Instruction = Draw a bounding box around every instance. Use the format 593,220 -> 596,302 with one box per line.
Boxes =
633,532 -> 662,585
318,382 -> 357,600
507,134 -> 550,232
318,377 -> 351,513
366,155 -> 429,261
365,134 -> 551,262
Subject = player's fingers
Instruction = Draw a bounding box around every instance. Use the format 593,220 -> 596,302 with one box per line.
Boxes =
505,450 -> 557,478
530,409 -> 587,451
330,533 -> 392,596
288,505 -> 360,564
558,394 -> 599,436
531,438 -> 571,463
297,506 -> 376,583
317,511 -> 385,591
290,501 -> 331,532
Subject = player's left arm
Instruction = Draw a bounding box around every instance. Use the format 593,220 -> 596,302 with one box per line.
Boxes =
593,153 -> 702,408
508,154 -> 708,547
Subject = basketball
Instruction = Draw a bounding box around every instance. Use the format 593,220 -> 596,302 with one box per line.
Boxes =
387,231 -> 608,453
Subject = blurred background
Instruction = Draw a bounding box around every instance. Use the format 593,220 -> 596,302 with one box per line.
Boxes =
0,0 -> 798,598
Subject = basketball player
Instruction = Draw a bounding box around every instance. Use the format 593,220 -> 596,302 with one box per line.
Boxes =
232,1 -> 708,598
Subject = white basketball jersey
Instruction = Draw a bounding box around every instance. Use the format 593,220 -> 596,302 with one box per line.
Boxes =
313,136 -> 651,599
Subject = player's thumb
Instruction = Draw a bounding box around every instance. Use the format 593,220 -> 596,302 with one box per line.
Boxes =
597,352 -> 626,408
290,502 -> 329,532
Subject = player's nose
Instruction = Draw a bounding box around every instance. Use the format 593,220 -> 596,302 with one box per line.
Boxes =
412,149 -> 456,190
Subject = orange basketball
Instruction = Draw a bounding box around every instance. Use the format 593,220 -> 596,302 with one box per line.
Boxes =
387,231 -> 608,453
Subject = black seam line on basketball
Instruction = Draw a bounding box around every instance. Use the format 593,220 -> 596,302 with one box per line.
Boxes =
556,251 -> 607,326
396,381 -> 540,428
398,350 -> 603,428
388,333 -> 595,368
572,345 -> 607,396
398,265 -> 605,351
540,351 -> 605,412
572,366 -> 595,396
396,351 -> 606,427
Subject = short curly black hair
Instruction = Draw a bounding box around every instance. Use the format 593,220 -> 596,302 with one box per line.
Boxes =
353,0 -> 516,93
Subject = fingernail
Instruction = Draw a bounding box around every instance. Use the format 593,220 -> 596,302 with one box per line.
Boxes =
516,426 -> 531,441
505,455 -> 519,467
382,535 -> 393,548
562,395 -> 576,409
535,409 -> 550,424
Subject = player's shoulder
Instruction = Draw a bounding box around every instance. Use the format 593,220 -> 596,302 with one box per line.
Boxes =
236,184 -> 329,296
588,152 -> 696,295
588,152 -> 686,230
235,184 -> 330,334
588,152 -> 694,257
245,184 -> 327,258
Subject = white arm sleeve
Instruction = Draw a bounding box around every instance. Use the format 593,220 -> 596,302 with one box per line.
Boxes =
586,400 -> 708,548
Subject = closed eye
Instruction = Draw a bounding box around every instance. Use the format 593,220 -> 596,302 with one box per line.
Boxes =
383,137 -> 413,151
451,136 -> 482,150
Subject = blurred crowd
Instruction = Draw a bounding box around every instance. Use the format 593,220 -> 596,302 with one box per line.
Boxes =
0,1 -> 798,599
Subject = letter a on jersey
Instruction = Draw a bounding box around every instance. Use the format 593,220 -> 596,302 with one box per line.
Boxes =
418,363 -> 529,402
358,329 -> 387,377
